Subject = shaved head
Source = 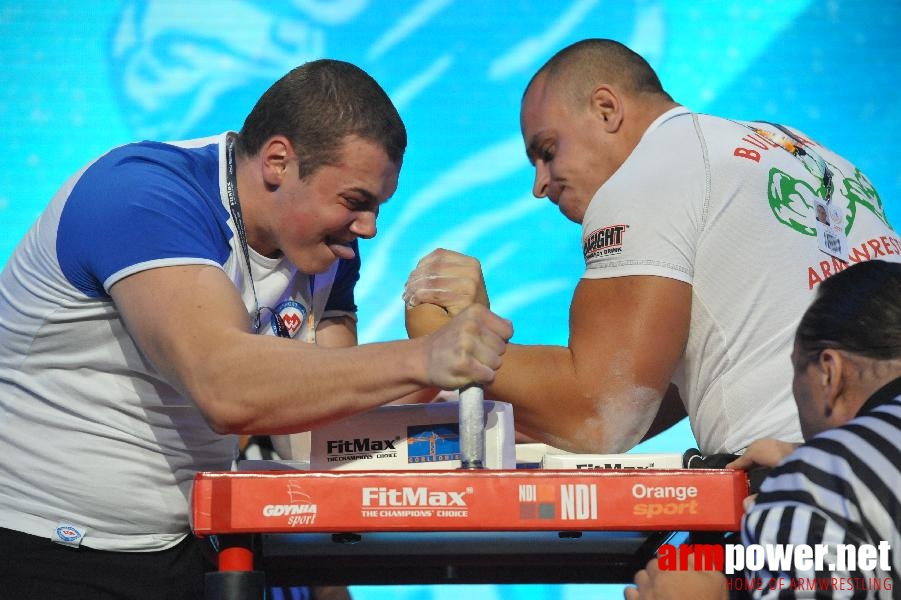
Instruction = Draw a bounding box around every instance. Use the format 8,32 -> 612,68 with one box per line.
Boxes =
519,39 -> 679,224
525,39 -> 673,108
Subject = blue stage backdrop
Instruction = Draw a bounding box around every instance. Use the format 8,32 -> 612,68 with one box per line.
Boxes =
2,1 -> 899,598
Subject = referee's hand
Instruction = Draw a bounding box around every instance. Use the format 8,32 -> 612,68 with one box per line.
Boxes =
624,555 -> 728,600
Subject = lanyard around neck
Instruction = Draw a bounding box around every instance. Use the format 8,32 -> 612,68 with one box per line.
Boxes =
224,133 -> 266,331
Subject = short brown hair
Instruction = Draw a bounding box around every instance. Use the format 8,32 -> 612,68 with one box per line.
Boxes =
237,59 -> 406,178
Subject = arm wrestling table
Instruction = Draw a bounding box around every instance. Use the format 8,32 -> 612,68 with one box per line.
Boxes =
191,468 -> 748,599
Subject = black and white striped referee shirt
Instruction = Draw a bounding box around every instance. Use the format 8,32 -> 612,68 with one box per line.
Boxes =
741,377 -> 901,599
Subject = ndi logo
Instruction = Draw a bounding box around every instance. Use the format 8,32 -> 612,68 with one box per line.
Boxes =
560,484 -> 598,520
518,483 -> 556,520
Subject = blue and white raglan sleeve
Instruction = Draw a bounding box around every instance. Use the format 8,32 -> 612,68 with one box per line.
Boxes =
57,142 -> 232,298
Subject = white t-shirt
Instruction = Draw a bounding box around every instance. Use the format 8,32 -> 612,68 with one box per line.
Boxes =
581,107 -> 901,453
0,133 -> 358,551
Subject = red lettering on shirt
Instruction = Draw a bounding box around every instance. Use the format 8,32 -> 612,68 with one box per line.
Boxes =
849,244 -> 872,263
734,147 -> 761,162
867,238 -> 886,257
808,267 -> 823,289
807,236 -> 901,289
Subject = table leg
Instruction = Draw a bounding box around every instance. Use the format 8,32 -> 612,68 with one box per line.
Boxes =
205,534 -> 266,600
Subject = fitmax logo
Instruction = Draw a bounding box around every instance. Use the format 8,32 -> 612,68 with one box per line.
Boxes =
327,438 -> 396,454
362,487 -> 471,507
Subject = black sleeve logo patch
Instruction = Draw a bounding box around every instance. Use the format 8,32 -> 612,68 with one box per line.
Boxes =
583,224 -> 627,260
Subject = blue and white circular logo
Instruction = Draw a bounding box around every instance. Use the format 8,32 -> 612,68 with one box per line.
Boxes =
56,525 -> 82,542
271,299 -> 307,338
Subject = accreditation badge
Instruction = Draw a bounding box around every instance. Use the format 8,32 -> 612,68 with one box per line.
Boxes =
813,198 -> 849,262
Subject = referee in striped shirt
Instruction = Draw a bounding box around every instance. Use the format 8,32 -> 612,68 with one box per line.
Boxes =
628,258 -> 901,599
